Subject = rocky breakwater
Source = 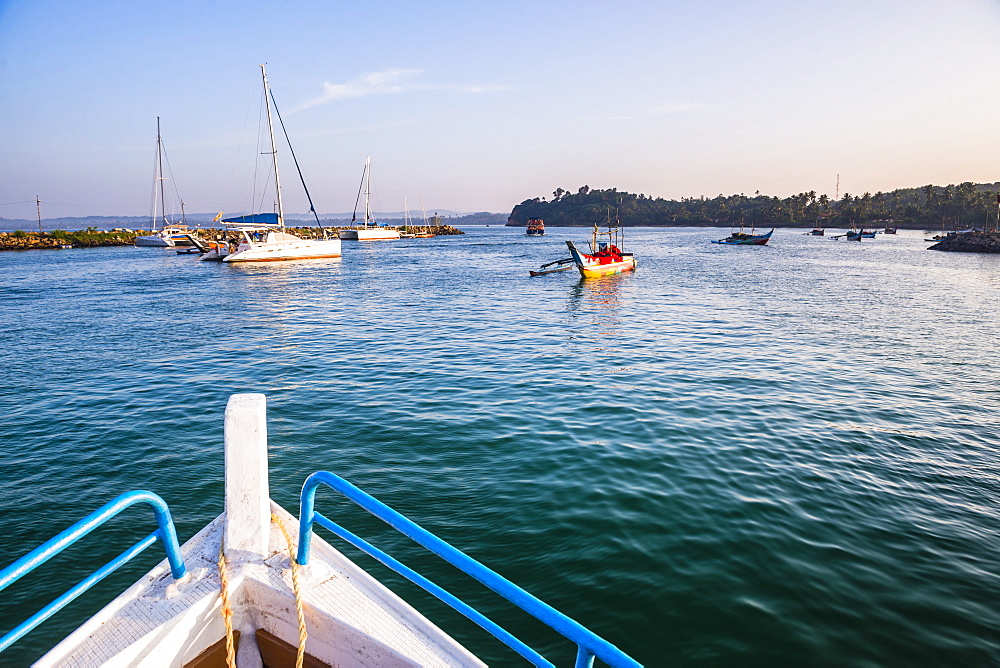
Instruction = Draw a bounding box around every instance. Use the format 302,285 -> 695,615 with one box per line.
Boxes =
283,224 -> 465,238
0,230 -> 138,251
928,231 -> 1000,253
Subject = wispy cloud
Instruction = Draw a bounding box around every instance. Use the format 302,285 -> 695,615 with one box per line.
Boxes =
292,69 -> 510,112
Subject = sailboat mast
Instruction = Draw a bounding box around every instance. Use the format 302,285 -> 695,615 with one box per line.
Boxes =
156,117 -> 167,231
261,64 -> 284,229
364,156 -> 372,227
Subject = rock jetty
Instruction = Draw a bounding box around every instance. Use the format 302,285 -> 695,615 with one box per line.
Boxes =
928,231 -> 1000,253
0,225 -> 464,252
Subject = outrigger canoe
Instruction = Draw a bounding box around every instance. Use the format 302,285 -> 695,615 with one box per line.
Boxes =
566,240 -> 636,278
529,257 -> 574,276
711,229 -> 774,245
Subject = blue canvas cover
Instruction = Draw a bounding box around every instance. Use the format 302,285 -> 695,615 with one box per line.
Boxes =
222,213 -> 280,226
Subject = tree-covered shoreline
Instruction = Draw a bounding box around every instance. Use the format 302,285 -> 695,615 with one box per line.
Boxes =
507,183 -> 1000,229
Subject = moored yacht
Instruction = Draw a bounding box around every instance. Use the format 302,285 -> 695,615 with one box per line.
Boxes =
338,157 -> 401,241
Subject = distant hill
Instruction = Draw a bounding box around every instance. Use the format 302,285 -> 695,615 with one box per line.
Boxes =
507,182 -> 1000,229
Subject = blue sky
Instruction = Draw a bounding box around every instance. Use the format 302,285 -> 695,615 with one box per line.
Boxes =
1,0 -> 999,221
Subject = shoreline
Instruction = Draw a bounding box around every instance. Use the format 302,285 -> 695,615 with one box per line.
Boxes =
0,225 -> 464,252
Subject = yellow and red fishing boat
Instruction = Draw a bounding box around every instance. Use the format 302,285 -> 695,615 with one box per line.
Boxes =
565,223 -> 636,278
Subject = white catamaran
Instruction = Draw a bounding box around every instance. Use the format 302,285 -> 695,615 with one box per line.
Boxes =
206,65 -> 341,263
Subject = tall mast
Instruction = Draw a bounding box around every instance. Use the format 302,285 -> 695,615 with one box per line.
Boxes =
36,196 -> 42,234
156,117 -> 167,231
364,155 -> 372,227
261,64 -> 284,229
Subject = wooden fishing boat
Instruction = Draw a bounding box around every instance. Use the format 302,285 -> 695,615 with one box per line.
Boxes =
526,218 -> 545,236
565,223 -> 636,278
0,394 -> 641,667
711,229 -> 773,245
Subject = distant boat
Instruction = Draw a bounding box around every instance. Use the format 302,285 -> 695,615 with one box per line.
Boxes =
135,118 -> 192,248
411,197 -> 435,238
832,228 -> 863,241
711,229 -> 774,245
810,213 -> 827,236
212,66 -> 341,263
526,218 -> 545,236
565,222 -> 636,278
338,157 -> 401,241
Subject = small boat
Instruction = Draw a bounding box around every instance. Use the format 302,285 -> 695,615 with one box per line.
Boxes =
339,157 -> 401,241
411,197 -> 437,238
0,394 -> 641,668
214,66 -> 341,263
526,218 -> 545,236
831,228 -> 863,241
565,223 -> 636,278
810,214 -> 827,236
711,229 -> 774,245
135,118 -> 193,248
529,257 -> 574,276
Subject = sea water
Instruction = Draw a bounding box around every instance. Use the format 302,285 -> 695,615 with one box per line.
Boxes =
1,227 -> 999,666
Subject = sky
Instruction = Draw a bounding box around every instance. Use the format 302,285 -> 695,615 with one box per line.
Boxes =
1,0 -> 999,221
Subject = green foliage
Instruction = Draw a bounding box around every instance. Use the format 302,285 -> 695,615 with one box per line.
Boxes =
10,230 -> 29,238
508,182 -> 1000,229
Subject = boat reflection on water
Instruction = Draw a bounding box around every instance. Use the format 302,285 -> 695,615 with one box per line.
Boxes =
567,275 -> 625,344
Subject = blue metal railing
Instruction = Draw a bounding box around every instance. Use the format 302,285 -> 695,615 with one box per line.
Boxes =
0,490 -> 186,653
297,471 -> 641,668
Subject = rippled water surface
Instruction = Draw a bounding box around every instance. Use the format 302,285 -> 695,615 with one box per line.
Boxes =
1,227 -> 999,666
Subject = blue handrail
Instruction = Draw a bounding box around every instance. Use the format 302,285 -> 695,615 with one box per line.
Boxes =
297,471 -> 641,668
0,490 -> 186,653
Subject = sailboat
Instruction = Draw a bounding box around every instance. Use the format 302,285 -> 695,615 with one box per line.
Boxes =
207,65 -> 341,263
412,196 -> 435,238
338,157 -> 401,240
135,118 -> 193,248
398,198 -> 417,238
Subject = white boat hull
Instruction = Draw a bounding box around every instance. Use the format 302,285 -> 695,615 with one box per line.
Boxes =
134,235 -> 173,247
338,228 -> 401,240
223,238 -> 342,262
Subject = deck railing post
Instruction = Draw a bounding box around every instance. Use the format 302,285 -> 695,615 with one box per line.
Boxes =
224,393 -> 270,560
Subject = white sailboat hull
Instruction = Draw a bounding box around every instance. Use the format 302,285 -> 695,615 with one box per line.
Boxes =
338,228 -> 401,240
134,235 -> 173,247
223,237 -> 342,262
